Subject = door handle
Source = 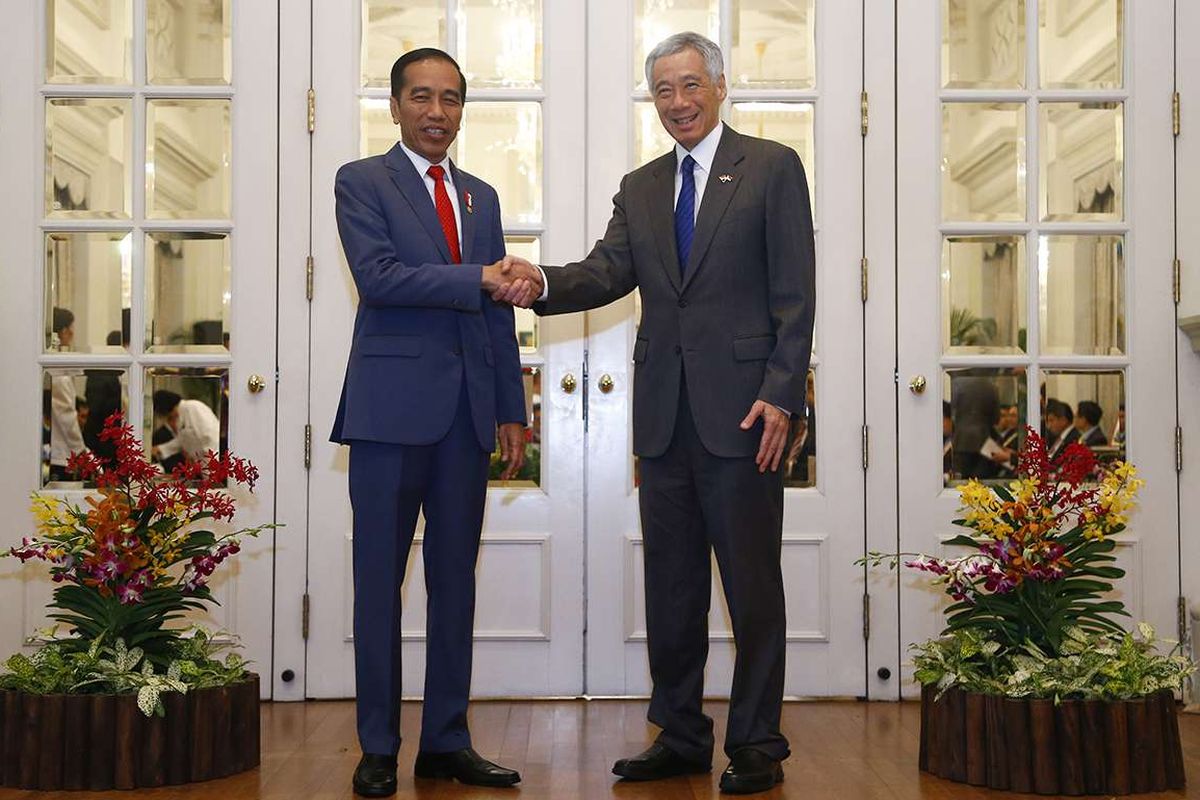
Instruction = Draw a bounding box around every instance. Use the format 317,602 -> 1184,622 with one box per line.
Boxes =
561,373 -> 577,394
909,375 -> 927,395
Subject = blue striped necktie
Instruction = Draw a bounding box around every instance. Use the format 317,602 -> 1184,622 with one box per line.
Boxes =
675,154 -> 696,277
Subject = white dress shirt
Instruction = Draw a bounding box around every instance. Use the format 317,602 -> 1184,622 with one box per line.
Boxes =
399,141 -> 463,251
673,121 -> 724,221
156,398 -> 222,461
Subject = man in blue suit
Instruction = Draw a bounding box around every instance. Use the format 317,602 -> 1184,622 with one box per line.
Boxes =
332,48 -> 542,796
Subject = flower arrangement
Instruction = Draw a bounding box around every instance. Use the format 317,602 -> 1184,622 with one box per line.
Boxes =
0,413 -> 271,715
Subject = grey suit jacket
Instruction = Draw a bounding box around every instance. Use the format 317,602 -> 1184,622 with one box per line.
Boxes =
536,126 -> 815,459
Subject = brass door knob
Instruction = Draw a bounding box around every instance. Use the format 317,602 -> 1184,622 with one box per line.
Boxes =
561,373 -> 577,394
908,375 -> 927,395
247,374 -> 267,393
598,374 -> 614,394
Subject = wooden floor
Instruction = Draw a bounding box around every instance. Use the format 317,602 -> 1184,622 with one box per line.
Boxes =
4,699 -> 1200,799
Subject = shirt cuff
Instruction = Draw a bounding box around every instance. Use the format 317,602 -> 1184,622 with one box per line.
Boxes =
536,266 -> 549,301
773,404 -> 790,417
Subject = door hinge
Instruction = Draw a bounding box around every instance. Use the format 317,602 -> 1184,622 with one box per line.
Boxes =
1179,596 -> 1189,648
304,424 -> 312,470
1177,426 -> 1184,473
860,91 -> 869,137
307,88 -> 316,134
862,593 -> 871,641
860,256 -> 869,302
302,593 -> 310,640
305,255 -> 314,301
1174,258 -> 1182,304
1173,91 -> 1181,137
861,424 -> 869,470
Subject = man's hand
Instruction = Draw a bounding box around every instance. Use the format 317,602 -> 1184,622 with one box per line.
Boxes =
497,422 -> 527,480
740,400 -> 791,473
482,255 -> 543,308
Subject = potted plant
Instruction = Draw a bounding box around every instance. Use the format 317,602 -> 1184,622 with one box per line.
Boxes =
866,430 -> 1193,796
0,413 -> 271,790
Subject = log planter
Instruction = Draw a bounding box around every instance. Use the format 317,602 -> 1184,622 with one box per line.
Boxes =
920,685 -> 1185,795
0,673 -> 259,791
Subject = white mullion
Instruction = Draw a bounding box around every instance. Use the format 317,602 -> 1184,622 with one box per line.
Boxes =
138,353 -> 234,368
141,219 -> 235,233
1036,356 -> 1131,371
359,87 -> 547,103
447,0 -> 460,58
719,0 -> 732,119
130,0 -> 147,428
1026,0 -> 1041,430
39,353 -> 135,370
728,90 -> 819,104
141,85 -> 238,99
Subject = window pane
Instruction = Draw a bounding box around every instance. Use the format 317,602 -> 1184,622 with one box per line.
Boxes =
1039,0 -> 1122,89
944,368 -> 1028,486
1039,101 -> 1123,222
146,232 -> 230,353
457,102 -> 541,224
44,231 -> 131,354
46,97 -> 132,219
489,366 -> 540,486
458,0 -> 541,89
505,236 -> 541,353
634,102 -> 676,168
146,99 -> 232,219
941,0 -> 1025,88
1039,235 -> 1124,355
784,369 -> 817,488
942,235 -> 1027,355
730,102 -> 815,211
1040,370 -> 1125,465
43,368 -> 128,487
46,0 -> 132,84
145,367 -> 228,468
361,0 -> 445,89
942,102 -> 1026,222
633,0 -> 719,90
731,0 -> 814,89
360,98 -> 396,158
146,0 -> 231,85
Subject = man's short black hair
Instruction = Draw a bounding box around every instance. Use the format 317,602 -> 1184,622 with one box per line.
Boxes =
390,48 -> 467,101
1077,400 -> 1103,426
153,389 -> 182,417
1045,398 -> 1073,423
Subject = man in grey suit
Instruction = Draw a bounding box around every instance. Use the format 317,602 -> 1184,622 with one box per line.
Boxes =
493,31 -> 814,795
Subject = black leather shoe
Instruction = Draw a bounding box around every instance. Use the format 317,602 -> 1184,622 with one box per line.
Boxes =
352,754 -> 398,798
414,747 -> 521,787
719,748 -> 784,794
612,742 -> 711,781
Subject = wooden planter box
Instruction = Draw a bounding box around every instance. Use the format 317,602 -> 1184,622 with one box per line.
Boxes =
0,673 -> 259,791
920,685 -> 1186,795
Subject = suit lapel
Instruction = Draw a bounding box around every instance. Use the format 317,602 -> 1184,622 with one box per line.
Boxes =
383,143 -> 454,263
450,161 -> 478,264
648,154 -> 683,294
681,127 -> 745,293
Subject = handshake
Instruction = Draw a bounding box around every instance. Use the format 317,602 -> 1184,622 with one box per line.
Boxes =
481,255 -> 543,309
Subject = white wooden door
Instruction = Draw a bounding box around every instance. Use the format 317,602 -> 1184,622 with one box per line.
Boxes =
893,0 -> 1180,697
299,0 -> 589,698
0,0 -> 279,690
583,0 -> 870,698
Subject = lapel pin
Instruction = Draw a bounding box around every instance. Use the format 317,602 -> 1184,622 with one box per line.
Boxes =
464,191 -> 474,214
718,174 -> 733,183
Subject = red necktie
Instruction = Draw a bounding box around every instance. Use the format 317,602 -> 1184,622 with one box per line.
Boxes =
426,165 -> 461,263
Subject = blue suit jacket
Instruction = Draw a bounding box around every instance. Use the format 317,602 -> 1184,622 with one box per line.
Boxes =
331,143 -> 526,450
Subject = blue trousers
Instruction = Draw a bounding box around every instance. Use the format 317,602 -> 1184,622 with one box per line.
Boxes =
348,386 -> 489,756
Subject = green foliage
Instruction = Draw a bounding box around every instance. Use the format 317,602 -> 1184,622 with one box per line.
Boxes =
949,307 -> 998,347
488,441 -> 541,482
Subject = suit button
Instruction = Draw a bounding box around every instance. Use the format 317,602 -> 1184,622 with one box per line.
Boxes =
451,347 -> 462,356
677,298 -> 687,308
674,345 -> 682,355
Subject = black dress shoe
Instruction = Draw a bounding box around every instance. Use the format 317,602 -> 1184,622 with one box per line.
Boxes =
612,742 -> 711,781
719,748 -> 784,794
352,753 -> 398,798
414,747 -> 521,787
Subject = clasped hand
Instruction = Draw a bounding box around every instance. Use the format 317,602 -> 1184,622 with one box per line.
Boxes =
481,255 -> 543,308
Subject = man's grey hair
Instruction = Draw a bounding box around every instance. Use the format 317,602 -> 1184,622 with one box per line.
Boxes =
644,32 -> 724,88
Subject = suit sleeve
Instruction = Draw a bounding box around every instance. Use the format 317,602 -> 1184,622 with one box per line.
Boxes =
759,148 -> 816,413
481,190 -> 528,426
534,176 -> 638,316
334,164 -> 484,311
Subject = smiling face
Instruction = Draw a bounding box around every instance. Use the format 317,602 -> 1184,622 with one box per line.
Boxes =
391,57 -> 463,163
651,47 -> 726,151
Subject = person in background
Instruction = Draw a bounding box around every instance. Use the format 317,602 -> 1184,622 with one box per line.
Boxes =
1044,399 -> 1081,461
151,389 -> 221,463
48,307 -> 86,481
987,403 -> 1021,477
1075,401 -> 1108,448
943,401 -> 954,481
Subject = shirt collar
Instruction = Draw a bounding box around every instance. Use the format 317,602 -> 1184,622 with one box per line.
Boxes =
399,141 -> 453,183
675,121 -> 723,175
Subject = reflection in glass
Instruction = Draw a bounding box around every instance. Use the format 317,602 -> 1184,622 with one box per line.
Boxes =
44,232 -> 132,353
944,368 -> 1027,486
361,0 -> 445,89
730,102 -> 815,210
145,233 -> 230,353
360,98 -> 397,158
459,0 -> 541,88
1039,236 -> 1124,355
506,236 -> 541,352
941,0 -> 1025,88
489,366 -> 541,486
1039,102 -> 1123,222
1041,370 -> 1125,465
146,0 -> 231,85
46,98 -> 132,218
784,370 -> 817,488
942,102 -> 1026,222
942,235 -> 1026,355
732,0 -> 814,89
458,102 -> 541,224
1040,0 -> 1122,89
144,367 -> 228,471
146,99 -> 232,219
634,0 -> 718,89
42,368 -> 128,487
46,0 -> 132,83
634,102 -> 677,168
